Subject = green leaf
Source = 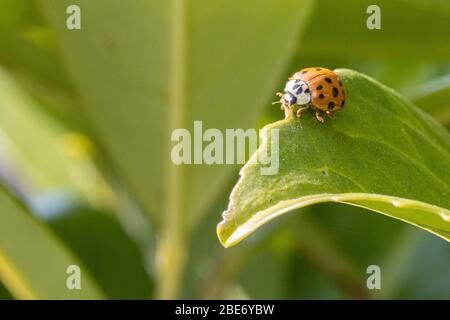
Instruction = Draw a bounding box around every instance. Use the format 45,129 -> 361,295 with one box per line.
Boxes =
217,69 -> 450,248
409,74 -> 450,126
0,186 -> 104,299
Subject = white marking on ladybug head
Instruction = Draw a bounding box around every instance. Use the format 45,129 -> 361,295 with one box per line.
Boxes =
284,79 -> 310,105
284,79 -> 298,93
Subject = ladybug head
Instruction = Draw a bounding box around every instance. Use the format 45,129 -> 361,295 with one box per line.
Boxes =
282,92 -> 297,105
284,79 -> 310,105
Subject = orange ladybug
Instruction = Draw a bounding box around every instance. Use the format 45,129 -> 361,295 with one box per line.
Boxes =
275,67 -> 345,122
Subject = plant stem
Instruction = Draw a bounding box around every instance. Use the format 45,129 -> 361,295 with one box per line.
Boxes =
155,0 -> 187,299
155,225 -> 187,299
155,152 -> 187,298
156,151 -> 187,299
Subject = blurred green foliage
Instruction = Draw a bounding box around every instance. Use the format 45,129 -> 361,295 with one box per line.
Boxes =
0,186 -> 103,299
0,0 -> 448,300
46,205 -> 153,299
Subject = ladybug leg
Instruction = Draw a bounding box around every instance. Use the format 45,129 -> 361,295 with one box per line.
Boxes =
275,92 -> 284,98
326,110 -> 335,119
315,110 -> 325,123
296,105 -> 310,118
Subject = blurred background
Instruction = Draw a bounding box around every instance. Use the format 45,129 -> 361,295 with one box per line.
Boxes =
0,0 -> 449,299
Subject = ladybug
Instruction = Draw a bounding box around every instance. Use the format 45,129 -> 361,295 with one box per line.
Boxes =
275,67 -> 345,122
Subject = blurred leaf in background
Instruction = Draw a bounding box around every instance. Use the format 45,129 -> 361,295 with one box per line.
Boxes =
44,204 -> 153,299
0,67 -> 111,207
0,186 -> 104,299
0,0 -> 82,129
409,74 -> 450,128
297,0 -> 450,60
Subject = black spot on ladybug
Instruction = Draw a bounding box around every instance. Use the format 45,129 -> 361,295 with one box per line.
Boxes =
305,88 -> 310,94
316,85 -> 323,90
284,94 -> 297,105
325,77 -> 332,84
341,100 -> 345,107
319,93 -> 325,99
328,102 -> 335,110
332,87 -> 339,97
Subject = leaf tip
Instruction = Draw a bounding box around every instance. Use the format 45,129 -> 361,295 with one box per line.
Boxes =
216,219 -> 232,248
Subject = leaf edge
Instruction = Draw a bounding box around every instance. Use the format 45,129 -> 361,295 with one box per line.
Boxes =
217,192 -> 450,248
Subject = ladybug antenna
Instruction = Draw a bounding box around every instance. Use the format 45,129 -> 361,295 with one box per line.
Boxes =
272,100 -> 282,105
